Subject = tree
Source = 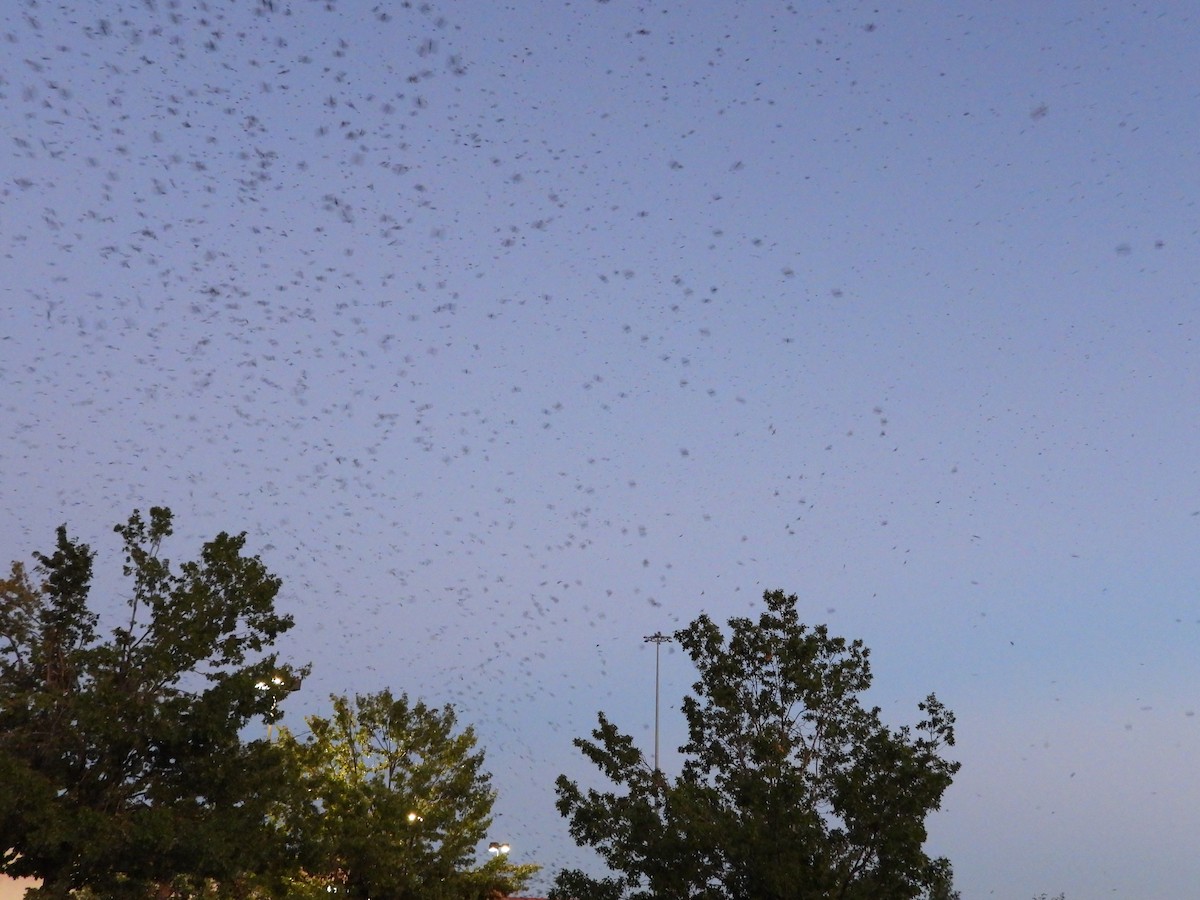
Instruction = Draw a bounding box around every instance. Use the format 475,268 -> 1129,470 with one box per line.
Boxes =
0,507 -> 304,898
551,589 -> 960,900
277,689 -> 538,900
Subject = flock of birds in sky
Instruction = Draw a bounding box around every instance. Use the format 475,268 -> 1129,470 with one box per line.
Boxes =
3,2 -> 1199,896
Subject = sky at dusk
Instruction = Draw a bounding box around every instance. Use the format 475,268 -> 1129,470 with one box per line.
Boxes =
3,1 -> 1199,896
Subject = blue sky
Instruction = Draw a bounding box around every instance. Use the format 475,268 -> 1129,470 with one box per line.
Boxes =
2,1 -> 1198,896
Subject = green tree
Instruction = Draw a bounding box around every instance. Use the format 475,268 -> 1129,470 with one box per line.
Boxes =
0,508 -> 303,898
551,589 -> 960,900
277,689 -> 538,900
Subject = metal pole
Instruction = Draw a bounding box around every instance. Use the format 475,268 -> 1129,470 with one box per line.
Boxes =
644,632 -> 671,772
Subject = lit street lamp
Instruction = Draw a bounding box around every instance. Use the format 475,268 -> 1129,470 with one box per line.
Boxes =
484,840 -> 513,899
255,668 -> 302,740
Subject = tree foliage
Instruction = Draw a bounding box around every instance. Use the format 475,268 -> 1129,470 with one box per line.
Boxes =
0,508 -> 303,898
277,689 -> 538,900
552,589 -> 960,900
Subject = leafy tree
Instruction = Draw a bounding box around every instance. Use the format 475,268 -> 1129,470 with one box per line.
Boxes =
551,589 -> 960,900
0,507 -> 304,898
277,689 -> 538,900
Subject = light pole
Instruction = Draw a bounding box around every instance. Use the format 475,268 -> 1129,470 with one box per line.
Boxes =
644,631 -> 671,772
486,840 -> 512,898
255,669 -> 302,740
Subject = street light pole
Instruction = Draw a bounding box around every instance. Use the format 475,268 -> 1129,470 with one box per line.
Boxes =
643,632 -> 671,772
255,669 -> 302,741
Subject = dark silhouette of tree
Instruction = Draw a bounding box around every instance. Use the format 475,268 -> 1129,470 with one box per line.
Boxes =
552,589 -> 960,900
0,508 -> 303,898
